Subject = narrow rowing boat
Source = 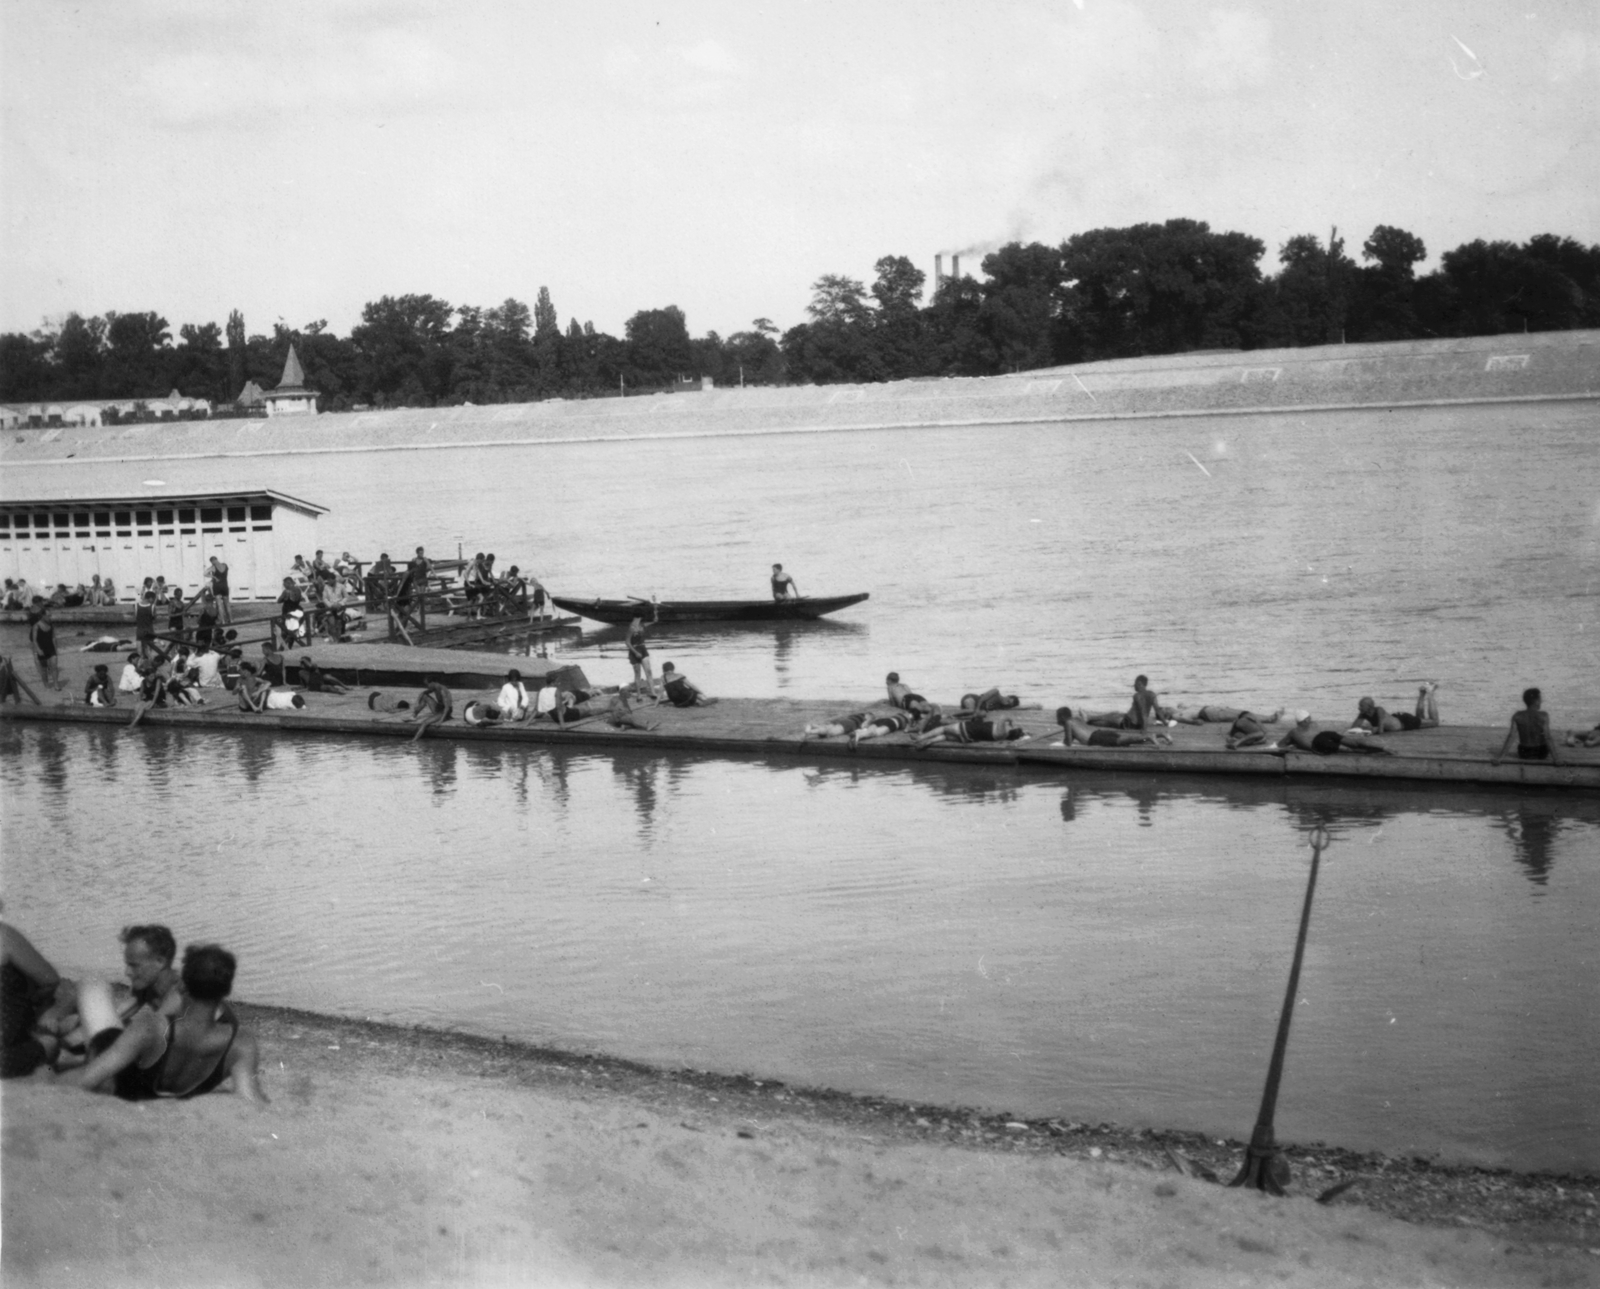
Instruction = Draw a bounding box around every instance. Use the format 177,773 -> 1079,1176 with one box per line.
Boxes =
550,593 -> 869,625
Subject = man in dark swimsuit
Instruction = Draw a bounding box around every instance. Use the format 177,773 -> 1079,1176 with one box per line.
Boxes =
406,679 -> 452,741
913,713 -> 1031,749
1353,684 -> 1440,733
661,663 -> 714,707
848,710 -> 916,748
801,711 -> 873,740
28,601 -> 60,689
885,673 -> 940,719
1055,707 -> 1171,748
67,942 -> 266,1103
1493,688 -> 1563,765
207,557 -> 232,624
770,563 -> 799,601
1264,712 -> 1393,757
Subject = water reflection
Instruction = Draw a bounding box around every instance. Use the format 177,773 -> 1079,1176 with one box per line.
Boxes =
1490,802 -> 1568,888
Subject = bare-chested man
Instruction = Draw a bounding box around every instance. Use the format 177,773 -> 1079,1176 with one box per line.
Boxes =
1352,683 -> 1440,733
1055,707 -> 1171,748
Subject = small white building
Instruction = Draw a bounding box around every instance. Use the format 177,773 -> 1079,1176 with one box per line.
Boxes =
0,489 -> 326,600
263,345 -> 319,416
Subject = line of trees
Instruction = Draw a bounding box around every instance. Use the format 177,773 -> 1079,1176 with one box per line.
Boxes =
3,220 -> 1597,410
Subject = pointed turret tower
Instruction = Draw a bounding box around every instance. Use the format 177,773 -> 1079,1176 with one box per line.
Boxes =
263,343 -> 319,417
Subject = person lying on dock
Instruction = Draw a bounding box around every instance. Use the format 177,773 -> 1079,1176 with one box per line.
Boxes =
1262,712 -> 1394,757
1160,704 -> 1284,726
406,679 -> 453,741
912,713 -> 1031,749
885,673 -> 940,719
463,700 -> 505,726
497,670 -> 532,720
83,664 -> 117,708
63,942 -> 267,1104
849,710 -> 917,748
1352,684 -> 1440,734
1053,707 -> 1172,748
606,691 -> 659,731
801,711 -> 874,740
296,656 -> 348,694
0,654 -> 41,705
956,688 -> 1035,714
661,662 -> 716,707
1492,688 -> 1563,765
1564,723 -> 1600,749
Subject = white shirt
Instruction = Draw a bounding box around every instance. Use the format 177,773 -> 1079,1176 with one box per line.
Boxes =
118,663 -> 143,693
191,651 -> 223,688
497,681 -> 529,717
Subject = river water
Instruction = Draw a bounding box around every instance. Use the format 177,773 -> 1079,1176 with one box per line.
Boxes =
1,400 -> 1597,1172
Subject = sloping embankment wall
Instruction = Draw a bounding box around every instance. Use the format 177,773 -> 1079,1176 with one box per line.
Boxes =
3,330 -> 1595,468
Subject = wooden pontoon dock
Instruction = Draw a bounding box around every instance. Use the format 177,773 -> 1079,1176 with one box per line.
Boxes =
4,677 -> 1595,792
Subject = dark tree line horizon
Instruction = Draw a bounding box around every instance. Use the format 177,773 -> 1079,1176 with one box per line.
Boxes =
3,219 -> 1598,412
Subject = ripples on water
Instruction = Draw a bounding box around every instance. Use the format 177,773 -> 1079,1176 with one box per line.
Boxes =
2,723 -> 1596,1173
1,402 -> 1597,1173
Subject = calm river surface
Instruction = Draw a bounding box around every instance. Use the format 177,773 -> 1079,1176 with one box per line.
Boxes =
2,400 -> 1597,1172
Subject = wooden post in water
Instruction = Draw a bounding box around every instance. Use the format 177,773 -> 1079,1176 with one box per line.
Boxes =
1229,824 -> 1331,1195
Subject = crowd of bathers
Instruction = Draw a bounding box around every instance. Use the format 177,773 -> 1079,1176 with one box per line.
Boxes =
1,910 -> 266,1104
799,673 -> 1597,762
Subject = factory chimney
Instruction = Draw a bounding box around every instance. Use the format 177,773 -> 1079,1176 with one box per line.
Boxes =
935,253 -> 944,287
952,254 -> 961,280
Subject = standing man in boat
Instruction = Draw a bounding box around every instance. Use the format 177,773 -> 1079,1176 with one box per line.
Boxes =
770,563 -> 800,601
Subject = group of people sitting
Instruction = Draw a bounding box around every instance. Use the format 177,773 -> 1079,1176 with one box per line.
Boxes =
362,661 -> 721,743
457,551 -> 551,620
1,913 -> 265,1104
4,576 -> 119,609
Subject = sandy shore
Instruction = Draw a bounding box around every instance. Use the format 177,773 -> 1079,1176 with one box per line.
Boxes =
3,1006 -> 1597,1288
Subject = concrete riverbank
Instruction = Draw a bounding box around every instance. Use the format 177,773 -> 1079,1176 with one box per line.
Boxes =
3,332 -> 1594,475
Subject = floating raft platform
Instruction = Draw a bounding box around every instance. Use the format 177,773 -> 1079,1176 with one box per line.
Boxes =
275,641 -> 589,692
3,677 -> 1596,793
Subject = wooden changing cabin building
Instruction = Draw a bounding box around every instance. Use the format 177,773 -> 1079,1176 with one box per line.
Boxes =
0,490 -> 325,600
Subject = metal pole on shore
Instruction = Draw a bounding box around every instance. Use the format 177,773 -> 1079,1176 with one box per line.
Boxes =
1229,824 -> 1332,1195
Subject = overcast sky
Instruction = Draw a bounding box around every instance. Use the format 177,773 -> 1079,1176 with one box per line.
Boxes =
2,0 -> 1595,341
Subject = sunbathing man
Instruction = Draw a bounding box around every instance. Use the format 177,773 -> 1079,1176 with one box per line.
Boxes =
1162,704 -> 1285,726
36,923 -> 184,1060
801,711 -> 874,740
406,679 -> 452,741
462,700 -> 504,725
297,656 -> 349,694
885,672 -> 940,719
848,709 -> 917,748
1054,707 -> 1172,748
661,662 -> 715,707
1492,688 -> 1562,765
1352,683 -> 1440,733
912,712 -> 1030,749
65,942 -> 266,1103
1084,675 -> 1164,730
1263,711 -> 1393,757
956,688 -> 1032,714
1564,722 -> 1600,749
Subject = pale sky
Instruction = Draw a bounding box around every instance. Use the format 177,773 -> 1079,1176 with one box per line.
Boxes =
2,0 -> 1596,341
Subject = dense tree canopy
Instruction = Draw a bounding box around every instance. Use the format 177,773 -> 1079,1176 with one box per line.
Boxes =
4,222 -> 1596,410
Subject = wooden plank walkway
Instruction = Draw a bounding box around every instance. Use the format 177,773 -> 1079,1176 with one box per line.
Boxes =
4,685 -> 1596,792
